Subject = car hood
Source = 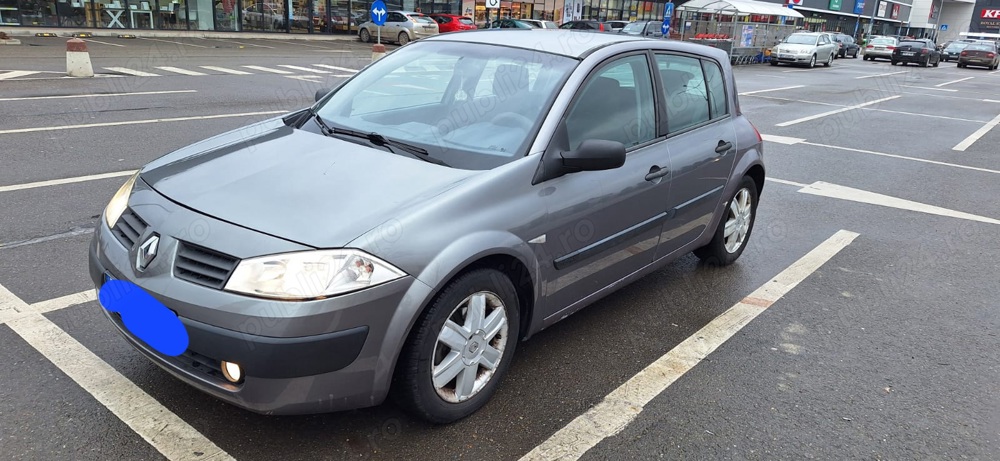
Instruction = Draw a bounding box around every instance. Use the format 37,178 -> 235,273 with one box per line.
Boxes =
140,119 -> 478,248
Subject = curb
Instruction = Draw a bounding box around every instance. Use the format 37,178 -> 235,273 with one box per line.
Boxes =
0,27 -> 359,42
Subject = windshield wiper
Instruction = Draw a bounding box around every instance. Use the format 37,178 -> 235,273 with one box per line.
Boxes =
318,119 -> 449,167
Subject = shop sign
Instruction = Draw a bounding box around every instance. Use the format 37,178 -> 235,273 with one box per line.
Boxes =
829,0 -> 842,11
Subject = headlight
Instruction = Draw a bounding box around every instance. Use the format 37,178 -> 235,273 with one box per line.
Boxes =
224,249 -> 406,300
104,172 -> 139,228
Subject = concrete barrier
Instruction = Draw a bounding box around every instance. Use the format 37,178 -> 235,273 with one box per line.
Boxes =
66,38 -> 94,77
372,43 -> 386,62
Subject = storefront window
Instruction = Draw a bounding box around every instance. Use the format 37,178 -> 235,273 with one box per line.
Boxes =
243,0 -> 285,31
347,0 -> 363,31
16,0 -> 58,25
289,0 -> 311,32
213,0 -> 238,30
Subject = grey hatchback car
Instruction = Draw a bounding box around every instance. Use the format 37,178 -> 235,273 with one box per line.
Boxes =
90,30 -> 764,423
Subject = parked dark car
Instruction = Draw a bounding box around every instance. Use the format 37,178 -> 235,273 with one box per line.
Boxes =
90,30 -> 764,424
605,20 -> 629,32
940,41 -> 969,62
891,39 -> 940,67
559,20 -> 611,31
486,18 -> 533,29
618,20 -> 663,38
957,42 -> 1000,70
833,33 -> 859,58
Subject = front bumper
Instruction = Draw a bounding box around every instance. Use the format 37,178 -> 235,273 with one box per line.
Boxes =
89,179 -> 431,414
773,54 -> 814,64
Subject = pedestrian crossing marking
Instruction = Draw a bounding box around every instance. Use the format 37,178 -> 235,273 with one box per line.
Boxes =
104,67 -> 161,77
278,65 -> 331,74
312,64 -> 359,73
199,66 -> 252,75
243,65 -> 294,74
0,70 -> 41,80
155,66 -> 207,76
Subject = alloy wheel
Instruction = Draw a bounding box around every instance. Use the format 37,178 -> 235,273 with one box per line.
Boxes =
432,291 -> 508,403
724,188 -> 753,253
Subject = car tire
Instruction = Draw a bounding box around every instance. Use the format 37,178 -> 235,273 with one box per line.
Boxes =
359,28 -> 371,43
891,60 -> 897,65
920,58 -> 928,68
392,268 -> 521,424
933,58 -> 939,67
808,54 -> 816,68
852,50 -> 858,58
398,32 -> 410,45
958,63 -> 965,68
770,60 -> 778,66
694,176 -> 758,266
824,53 -> 833,67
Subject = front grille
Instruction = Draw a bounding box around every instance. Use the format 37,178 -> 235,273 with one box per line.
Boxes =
112,208 -> 148,249
174,241 -> 239,290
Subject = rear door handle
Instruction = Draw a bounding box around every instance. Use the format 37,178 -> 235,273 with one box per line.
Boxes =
715,141 -> 733,154
645,165 -> 670,181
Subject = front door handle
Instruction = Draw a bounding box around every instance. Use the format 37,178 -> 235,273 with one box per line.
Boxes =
715,141 -> 733,154
645,165 -> 670,181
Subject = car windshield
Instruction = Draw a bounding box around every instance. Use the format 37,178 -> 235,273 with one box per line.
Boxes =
784,34 -> 818,45
314,41 -> 577,170
945,43 -> 969,51
621,22 -> 645,34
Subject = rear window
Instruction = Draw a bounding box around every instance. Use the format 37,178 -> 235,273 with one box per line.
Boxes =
899,41 -> 926,47
412,15 -> 435,24
945,43 -> 969,51
459,17 -> 474,25
966,44 -> 996,52
871,38 -> 895,45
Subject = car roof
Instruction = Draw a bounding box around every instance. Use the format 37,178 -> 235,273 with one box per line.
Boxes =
424,30 -> 647,58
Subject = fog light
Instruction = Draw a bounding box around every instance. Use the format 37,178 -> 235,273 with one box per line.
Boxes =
221,361 -> 243,383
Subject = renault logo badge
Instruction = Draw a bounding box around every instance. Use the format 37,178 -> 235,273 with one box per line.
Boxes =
136,234 -> 159,272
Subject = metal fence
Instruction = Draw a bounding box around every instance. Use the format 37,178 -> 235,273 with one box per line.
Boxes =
678,19 -> 800,65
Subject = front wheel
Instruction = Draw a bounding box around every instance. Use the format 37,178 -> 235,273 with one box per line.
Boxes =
770,60 -> 778,66
808,54 -> 816,68
694,176 -> 758,266
891,60 -> 898,65
397,31 -> 410,45
359,28 -> 371,43
392,269 -> 521,424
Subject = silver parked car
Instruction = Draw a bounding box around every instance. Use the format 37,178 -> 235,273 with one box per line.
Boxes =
520,19 -> 559,29
863,36 -> 898,61
770,32 -> 837,67
358,10 -> 439,45
90,30 -> 765,424
619,20 -> 664,38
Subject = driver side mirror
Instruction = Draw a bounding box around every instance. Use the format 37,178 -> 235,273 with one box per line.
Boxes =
532,139 -> 626,184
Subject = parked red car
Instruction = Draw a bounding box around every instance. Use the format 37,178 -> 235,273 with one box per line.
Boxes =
428,14 -> 477,33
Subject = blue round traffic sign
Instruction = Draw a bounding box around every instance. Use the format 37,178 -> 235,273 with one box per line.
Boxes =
371,0 -> 387,26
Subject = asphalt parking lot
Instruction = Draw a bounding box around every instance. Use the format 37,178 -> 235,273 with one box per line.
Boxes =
2,37 -> 999,460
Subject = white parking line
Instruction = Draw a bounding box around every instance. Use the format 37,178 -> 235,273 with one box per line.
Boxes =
855,70 -> 908,79
199,66 -> 252,75
0,170 -> 136,193
0,284 -> 234,461
0,90 -> 196,102
738,85 -> 804,95
901,85 -> 958,92
797,182 -> 1000,225
0,110 -> 284,135
521,230 -> 860,461
952,113 -> 1000,151
775,95 -> 900,127
936,76 -> 975,87
761,134 -> 1000,175
155,66 -> 208,76
104,67 -> 161,77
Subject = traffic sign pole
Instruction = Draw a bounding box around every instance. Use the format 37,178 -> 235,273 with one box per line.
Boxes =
370,0 -> 387,61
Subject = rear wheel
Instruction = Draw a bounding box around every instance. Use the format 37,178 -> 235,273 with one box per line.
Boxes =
933,57 -> 939,67
891,60 -> 898,65
398,32 -> 410,45
359,28 -> 371,43
694,176 -> 758,266
920,58 -> 928,67
770,60 -> 778,66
